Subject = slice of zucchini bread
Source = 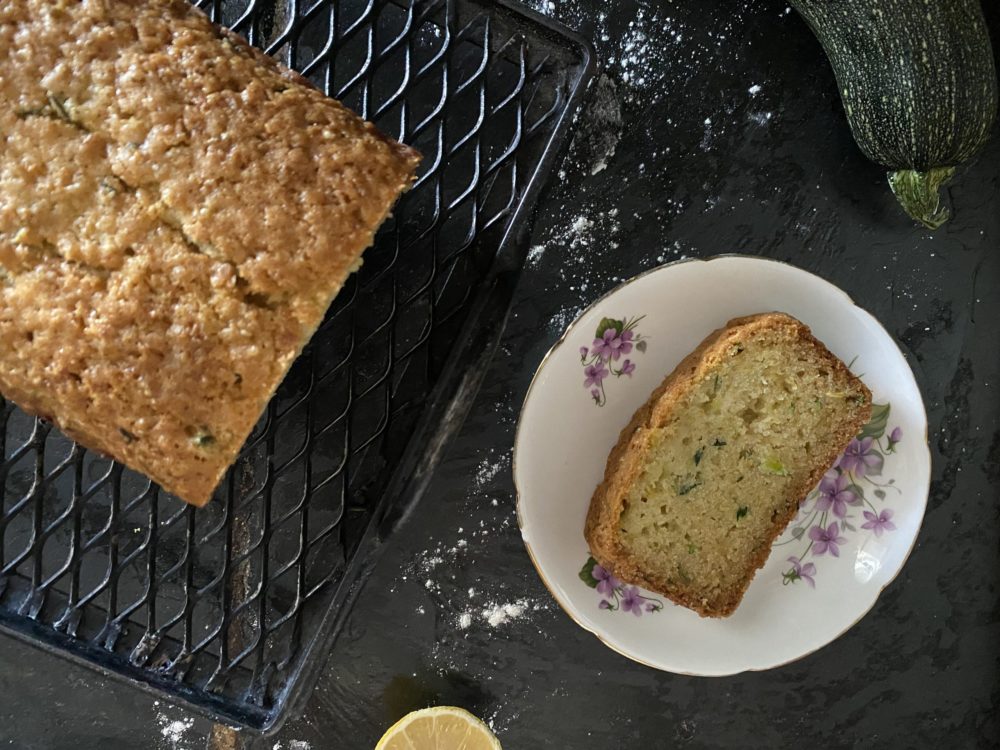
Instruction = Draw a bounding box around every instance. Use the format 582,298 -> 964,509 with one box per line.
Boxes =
584,312 -> 871,617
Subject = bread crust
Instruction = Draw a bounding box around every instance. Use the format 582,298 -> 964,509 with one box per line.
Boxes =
584,312 -> 872,617
0,0 -> 420,505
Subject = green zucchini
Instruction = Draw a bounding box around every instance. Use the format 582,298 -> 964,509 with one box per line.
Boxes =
790,0 -> 998,229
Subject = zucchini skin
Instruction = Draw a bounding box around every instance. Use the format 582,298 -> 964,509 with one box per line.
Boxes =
791,0 -> 998,228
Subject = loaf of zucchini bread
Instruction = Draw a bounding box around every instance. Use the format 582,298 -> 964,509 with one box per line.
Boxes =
0,0 -> 420,505
585,313 -> 871,617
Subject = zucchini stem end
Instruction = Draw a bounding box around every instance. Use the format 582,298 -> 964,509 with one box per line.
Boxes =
887,167 -> 956,231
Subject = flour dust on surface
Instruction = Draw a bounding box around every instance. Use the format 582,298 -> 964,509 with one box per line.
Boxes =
154,704 -> 197,750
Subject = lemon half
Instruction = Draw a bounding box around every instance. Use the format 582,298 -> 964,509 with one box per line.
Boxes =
375,706 -> 502,750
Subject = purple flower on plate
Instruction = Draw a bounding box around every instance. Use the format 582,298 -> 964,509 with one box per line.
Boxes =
838,437 -> 883,477
591,329 -> 616,360
620,586 -> 644,617
787,556 -> 816,588
581,317 -> 647,408
592,564 -> 621,596
583,362 -> 609,388
590,388 -> 601,403
592,328 -> 634,362
862,509 -> 896,537
809,522 -> 847,557
582,550 -> 664,615
814,470 -> 860,518
615,330 -> 635,359
887,426 -> 903,453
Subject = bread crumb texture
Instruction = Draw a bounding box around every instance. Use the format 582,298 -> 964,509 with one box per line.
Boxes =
0,0 -> 420,504
585,313 -> 871,617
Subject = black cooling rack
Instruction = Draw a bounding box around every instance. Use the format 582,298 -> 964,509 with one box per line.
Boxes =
0,0 -> 592,733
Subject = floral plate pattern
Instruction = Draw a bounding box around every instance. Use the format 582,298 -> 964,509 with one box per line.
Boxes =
577,402 -> 905,616
579,315 -> 648,406
514,256 -> 930,675
779,405 -> 903,588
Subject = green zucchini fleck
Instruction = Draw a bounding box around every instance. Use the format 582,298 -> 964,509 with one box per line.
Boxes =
677,480 -> 701,496
46,92 -> 72,123
191,429 -> 215,448
761,456 -> 790,476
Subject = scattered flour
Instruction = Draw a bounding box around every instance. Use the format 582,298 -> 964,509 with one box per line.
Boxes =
451,597 -> 541,634
524,0 -> 772,124
700,117 -> 713,150
409,501 -> 517,599
525,0 -> 556,14
486,705 -> 520,736
609,6 -> 682,99
547,304 -> 586,335
527,244 -> 546,265
525,205 -> 622,300
408,510 -> 549,645
157,714 -> 194,747
482,600 -> 528,627
473,448 -> 510,490
570,215 -> 593,236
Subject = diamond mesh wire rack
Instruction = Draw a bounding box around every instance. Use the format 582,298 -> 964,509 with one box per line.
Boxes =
0,0 -> 592,734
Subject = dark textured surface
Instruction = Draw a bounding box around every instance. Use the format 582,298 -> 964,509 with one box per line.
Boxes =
1,0 -> 998,748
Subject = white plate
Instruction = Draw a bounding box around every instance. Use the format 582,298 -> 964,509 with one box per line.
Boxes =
513,256 -> 930,675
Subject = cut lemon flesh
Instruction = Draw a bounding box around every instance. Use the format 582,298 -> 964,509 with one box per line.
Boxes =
375,706 -> 501,750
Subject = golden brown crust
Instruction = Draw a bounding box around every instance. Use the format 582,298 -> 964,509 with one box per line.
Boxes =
584,312 -> 872,617
0,0 -> 420,505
